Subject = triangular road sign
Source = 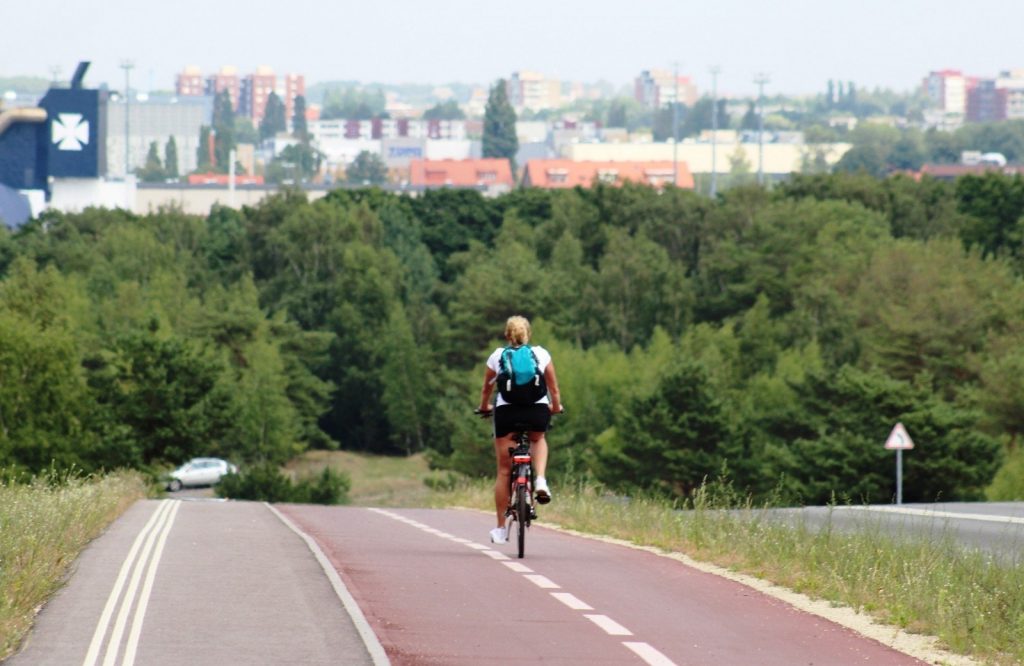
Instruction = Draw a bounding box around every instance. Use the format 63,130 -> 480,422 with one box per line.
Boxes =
884,422 -> 914,450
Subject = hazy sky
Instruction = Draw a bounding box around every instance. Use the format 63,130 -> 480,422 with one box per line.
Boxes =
4,0 -> 1021,98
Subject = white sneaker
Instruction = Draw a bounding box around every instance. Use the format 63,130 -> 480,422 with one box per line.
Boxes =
535,477 -> 551,504
489,526 -> 507,544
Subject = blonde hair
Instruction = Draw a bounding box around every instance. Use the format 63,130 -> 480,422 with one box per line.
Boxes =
504,315 -> 531,346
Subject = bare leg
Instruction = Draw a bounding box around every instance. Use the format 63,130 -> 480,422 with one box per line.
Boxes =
528,432 -> 548,479
493,435 -> 515,526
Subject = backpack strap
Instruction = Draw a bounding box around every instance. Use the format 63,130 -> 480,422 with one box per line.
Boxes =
529,347 -> 542,386
499,346 -> 514,393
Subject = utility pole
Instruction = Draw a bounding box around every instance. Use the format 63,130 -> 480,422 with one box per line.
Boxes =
120,60 -> 135,179
709,66 -> 721,197
754,73 -> 770,186
672,62 -> 680,187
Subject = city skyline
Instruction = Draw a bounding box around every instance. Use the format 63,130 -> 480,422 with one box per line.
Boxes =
4,0 -> 1024,98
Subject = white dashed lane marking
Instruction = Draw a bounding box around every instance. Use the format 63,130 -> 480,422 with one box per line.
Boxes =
551,592 -> 593,610
585,614 -> 633,636
624,641 -> 678,666
524,574 -> 560,589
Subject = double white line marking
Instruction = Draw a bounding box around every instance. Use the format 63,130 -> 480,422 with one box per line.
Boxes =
83,500 -> 181,666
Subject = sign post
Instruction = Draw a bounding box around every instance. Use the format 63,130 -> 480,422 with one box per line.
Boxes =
884,422 -> 914,504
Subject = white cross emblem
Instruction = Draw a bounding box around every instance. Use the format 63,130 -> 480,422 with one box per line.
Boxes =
52,113 -> 90,151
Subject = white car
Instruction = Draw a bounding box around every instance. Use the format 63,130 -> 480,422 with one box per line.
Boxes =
166,457 -> 238,491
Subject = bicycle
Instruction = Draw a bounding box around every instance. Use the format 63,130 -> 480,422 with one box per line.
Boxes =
475,411 -> 537,559
505,427 -> 537,559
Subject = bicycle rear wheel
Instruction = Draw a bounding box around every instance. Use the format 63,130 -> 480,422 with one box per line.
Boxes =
515,484 -> 527,558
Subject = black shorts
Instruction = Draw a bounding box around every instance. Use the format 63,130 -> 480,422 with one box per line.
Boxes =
494,403 -> 551,438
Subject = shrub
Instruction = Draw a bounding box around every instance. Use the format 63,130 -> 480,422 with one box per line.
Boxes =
215,463 -> 350,504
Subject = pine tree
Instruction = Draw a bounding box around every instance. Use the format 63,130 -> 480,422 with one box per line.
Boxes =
164,136 -> 179,179
212,90 -> 236,172
260,92 -> 287,141
196,126 -> 212,172
482,80 -> 518,170
293,95 -> 309,142
138,141 -> 164,182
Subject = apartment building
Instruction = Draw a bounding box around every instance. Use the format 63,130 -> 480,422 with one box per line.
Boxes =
175,66 -> 203,97
507,71 -> 561,113
310,119 -> 468,142
995,69 -> 1024,120
967,79 -> 1006,122
175,66 -> 305,126
282,73 -> 306,125
635,69 -> 698,108
941,68 -> 1024,122
240,66 -> 276,125
204,66 -> 242,111
924,70 -> 967,115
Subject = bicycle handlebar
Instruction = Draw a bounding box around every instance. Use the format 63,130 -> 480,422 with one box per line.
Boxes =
474,406 -> 565,417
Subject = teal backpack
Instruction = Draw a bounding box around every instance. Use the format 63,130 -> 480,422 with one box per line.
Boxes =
497,346 -> 547,405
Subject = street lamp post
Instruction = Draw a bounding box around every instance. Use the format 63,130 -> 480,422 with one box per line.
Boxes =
754,73 -> 770,186
709,66 -> 720,197
120,60 -> 135,178
672,62 -> 680,187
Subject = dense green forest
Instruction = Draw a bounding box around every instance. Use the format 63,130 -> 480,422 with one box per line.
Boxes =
2,173 -> 1023,504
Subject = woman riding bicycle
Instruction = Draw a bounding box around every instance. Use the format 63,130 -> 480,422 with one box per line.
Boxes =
477,315 -> 563,544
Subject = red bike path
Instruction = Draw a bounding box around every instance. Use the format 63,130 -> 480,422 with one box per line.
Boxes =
281,505 -> 930,666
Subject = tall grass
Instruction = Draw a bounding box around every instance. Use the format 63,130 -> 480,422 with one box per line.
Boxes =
0,470 -> 147,660
437,479 -> 1024,665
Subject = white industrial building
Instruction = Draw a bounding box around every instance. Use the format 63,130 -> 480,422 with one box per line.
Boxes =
106,95 -> 210,178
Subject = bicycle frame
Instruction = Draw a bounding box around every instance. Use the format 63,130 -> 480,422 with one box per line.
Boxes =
506,432 -> 535,558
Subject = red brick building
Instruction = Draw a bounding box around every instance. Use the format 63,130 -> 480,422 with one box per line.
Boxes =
283,73 -> 306,126
204,66 -> 241,111
175,66 -> 203,97
241,67 -> 277,125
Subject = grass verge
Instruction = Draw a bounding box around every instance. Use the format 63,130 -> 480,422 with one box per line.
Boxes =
0,470 -> 147,660
285,450 -> 453,507
436,479 -> 1024,666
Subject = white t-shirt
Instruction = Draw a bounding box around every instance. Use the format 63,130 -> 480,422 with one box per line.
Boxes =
487,345 -> 552,407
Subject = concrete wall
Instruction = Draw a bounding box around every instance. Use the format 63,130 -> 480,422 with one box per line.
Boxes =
135,184 -> 330,216
562,141 -> 852,174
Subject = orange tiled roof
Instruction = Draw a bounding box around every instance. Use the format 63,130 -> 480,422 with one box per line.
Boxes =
523,159 -> 694,190
409,158 -> 514,188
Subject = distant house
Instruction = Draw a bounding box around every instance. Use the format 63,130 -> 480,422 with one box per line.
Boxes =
918,163 -> 1024,181
522,159 -> 695,190
408,158 -> 514,194
187,173 -> 265,186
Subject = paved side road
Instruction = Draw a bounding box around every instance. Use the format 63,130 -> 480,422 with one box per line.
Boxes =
7,499 -> 377,666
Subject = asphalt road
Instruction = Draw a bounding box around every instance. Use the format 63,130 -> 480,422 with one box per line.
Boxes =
7,499 -> 378,666
764,502 -> 1024,561
10,498 -> 968,665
